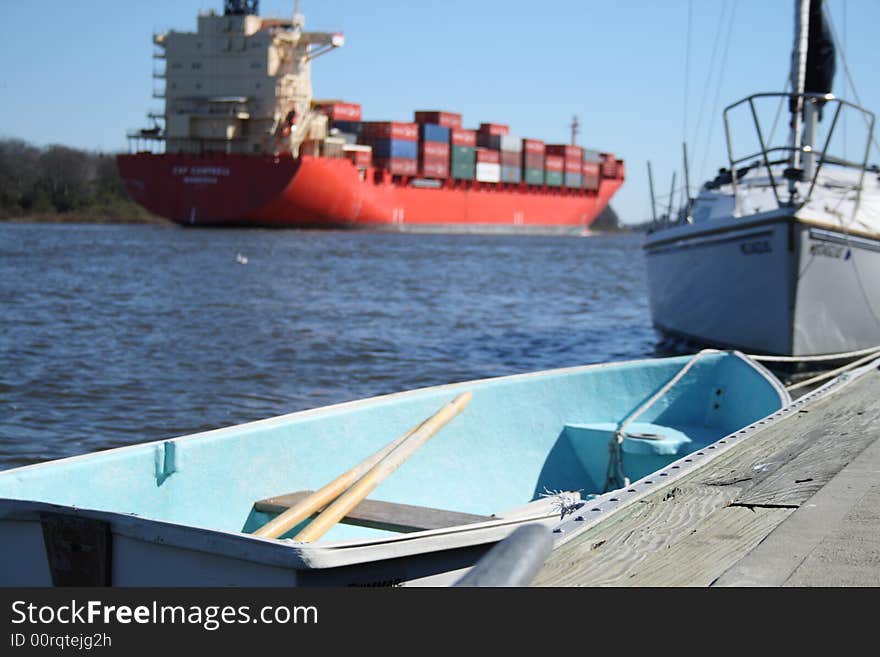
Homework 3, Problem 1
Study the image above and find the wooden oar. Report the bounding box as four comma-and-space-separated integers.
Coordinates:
293, 391, 472, 543
253, 419, 428, 539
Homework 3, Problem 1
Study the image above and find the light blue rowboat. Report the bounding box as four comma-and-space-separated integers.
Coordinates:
0, 350, 788, 587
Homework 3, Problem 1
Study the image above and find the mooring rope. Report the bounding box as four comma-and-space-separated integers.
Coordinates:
743, 344, 880, 393
746, 345, 880, 363
786, 349, 880, 392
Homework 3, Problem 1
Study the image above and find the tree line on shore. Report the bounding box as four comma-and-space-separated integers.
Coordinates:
0, 138, 162, 222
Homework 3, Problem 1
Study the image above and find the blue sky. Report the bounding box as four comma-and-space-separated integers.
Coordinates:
2, 0, 878, 223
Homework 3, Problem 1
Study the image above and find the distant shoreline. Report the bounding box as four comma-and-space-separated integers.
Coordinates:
1, 211, 171, 225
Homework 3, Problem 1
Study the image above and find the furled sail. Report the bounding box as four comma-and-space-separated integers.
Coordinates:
790, 0, 836, 119
804, 0, 836, 98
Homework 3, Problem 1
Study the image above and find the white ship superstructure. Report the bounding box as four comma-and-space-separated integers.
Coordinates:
142, 0, 342, 155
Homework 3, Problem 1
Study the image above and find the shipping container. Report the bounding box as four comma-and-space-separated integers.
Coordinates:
414, 111, 463, 129
500, 150, 520, 167
582, 161, 600, 177
546, 144, 584, 160
522, 139, 546, 155
479, 123, 509, 136
313, 101, 362, 122
343, 144, 372, 168
476, 133, 502, 150
545, 170, 564, 187
450, 160, 475, 180
475, 162, 501, 183
499, 135, 522, 152
564, 172, 583, 188
544, 154, 564, 172
419, 123, 451, 144
361, 121, 418, 141
501, 166, 521, 184
450, 128, 477, 147
476, 148, 501, 164
522, 152, 544, 170
523, 168, 544, 185
420, 159, 449, 179
419, 124, 450, 144
374, 158, 418, 176
582, 165, 600, 190
331, 120, 362, 136
367, 139, 418, 160
420, 141, 450, 159
583, 148, 602, 163
451, 145, 476, 166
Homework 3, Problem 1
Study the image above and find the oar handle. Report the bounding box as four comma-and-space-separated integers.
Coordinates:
293, 392, 472, 543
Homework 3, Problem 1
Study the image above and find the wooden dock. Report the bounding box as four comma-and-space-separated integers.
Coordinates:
533, 362, 880, 587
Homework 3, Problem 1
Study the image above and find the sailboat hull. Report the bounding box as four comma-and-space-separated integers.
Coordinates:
645, 213, 880, 356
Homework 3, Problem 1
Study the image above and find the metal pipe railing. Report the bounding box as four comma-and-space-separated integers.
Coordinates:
722, 92, 876, 215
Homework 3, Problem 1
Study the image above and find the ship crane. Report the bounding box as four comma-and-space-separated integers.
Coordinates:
272, 1, 345, 154
287, 0, 344, 61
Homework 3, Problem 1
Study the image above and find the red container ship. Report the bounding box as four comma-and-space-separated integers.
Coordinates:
118, 1, 625, 232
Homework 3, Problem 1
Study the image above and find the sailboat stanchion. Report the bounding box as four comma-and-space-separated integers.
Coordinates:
293, 392, 472, 543
647, 161, 658, 225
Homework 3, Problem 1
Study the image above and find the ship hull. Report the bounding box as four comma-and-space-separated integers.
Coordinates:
117, 153, 624, 233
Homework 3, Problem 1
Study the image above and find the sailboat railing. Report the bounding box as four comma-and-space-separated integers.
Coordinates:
722, 92, 876, 210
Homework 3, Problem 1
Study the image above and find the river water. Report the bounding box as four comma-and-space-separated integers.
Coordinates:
0, 223, 657, 471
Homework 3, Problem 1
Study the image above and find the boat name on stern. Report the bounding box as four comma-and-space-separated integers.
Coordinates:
740, 239, 773, 255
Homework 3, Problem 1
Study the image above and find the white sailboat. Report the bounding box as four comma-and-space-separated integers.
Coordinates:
644, 0, 880, 357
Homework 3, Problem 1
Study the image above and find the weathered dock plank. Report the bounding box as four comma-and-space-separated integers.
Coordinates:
785, 483, 880, 586
618, 506, 793, 586
733, 402, 880, 508
534, 366, 880, 587
714, 434, 880, 587
533, 484, 738, 586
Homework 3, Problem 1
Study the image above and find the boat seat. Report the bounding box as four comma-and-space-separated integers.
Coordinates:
254, 491, 493, 534
564, 421, 718, 457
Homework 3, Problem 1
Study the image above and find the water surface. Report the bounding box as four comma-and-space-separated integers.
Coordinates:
0, 224, 655, 470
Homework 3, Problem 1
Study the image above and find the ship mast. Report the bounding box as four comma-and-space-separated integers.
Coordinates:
570, 115, 580, 146
788, 0, 811, 199
293, 0, 303, 30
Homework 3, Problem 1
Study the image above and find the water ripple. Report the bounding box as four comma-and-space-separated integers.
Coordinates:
0, 224, 657, 470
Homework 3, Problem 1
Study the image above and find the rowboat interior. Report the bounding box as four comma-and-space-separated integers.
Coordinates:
0, 352, 788, 553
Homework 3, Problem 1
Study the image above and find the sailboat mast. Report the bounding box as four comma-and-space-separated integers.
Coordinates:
789, 0, 811, 197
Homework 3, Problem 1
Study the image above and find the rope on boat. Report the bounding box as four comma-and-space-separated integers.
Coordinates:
600, 345, 880, 491
603, 349, 716, 492
743, 345, 880, 392
786, 349, 880, 392
746, 345, 880, 363
538, 488, 584, 520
